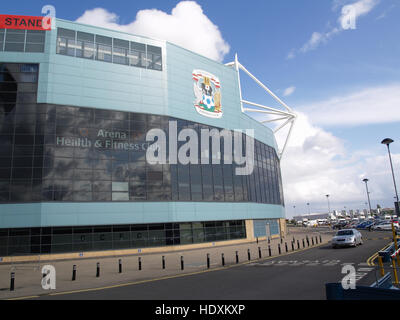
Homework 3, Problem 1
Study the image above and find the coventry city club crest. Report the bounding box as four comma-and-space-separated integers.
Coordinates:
193, 70, 223, 119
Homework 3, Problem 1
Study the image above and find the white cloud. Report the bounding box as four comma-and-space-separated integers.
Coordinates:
300, 84, 400, 127
283, 86, 296, 97
276, 112, 399, 217
289, 0, 379, 58
75, 1, 230, 62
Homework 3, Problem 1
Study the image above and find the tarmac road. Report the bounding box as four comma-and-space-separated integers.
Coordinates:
34, 230, 392, 300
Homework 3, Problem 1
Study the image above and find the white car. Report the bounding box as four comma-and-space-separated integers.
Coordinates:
371, 222, 399, 231
331, 229, 363, 248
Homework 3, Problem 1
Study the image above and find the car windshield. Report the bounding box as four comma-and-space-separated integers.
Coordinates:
337, 230, 353, 236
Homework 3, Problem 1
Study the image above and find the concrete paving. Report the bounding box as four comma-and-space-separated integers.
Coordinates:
0, 227, 334, 299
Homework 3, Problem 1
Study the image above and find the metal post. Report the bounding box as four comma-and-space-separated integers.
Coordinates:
247, 249, 251, 261
96, 262, 100, 278
10, 272, 15, 291
138, 257, 142, 271
181, 256, 184, 270
311, 237, 314, 246
72, 265, 76, 281
378, 256, 385, 277
222, 253, 225, 266
268, 245, 272, 257
297, 240, 300, 250
278, 243, 281, 255
303, 239, 305, 248
383, 141, 399, 213
119, 259, 122, 273
256, 237, 259, 244
236, 251, 239, 264
258, 247, 262, 259
285, 242, 288, 253
207, 253, 210, 269
319, 235, 322, 243
315, 236, 318, 245
268, 237, 270, 244
162, 256, 165, 270
392, 259, 399, 285
291, 241, 294, 251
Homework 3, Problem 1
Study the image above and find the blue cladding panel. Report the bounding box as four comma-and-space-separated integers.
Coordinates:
0, 202, 285, 228
0, 18, 285, 229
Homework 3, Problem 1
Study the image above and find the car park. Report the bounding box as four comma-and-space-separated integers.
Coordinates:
371, 221, 399, 231
331, 229, 363, 248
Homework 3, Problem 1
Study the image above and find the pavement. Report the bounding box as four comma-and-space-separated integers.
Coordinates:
27, 230, 394, 300
0, 227, 334, 299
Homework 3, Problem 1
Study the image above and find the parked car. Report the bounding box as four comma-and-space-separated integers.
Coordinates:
371, 222, 399, 231
331, 229, 363, 248
332, 222, 348, 230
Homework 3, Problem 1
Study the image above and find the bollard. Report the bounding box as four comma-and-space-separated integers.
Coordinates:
181, 256, 184, 270
96, 262, 100, 277
285, 242, 288, 253
311, 237, 314, 246
303, 239, 305, 248
72, 265, 77, 281
119, 259, 122, 273
378, 256, 385, 277
291, 241, 294, 251
280, 238, 283, 244
235, 251, 239, 264
256, 237, 259, 244
319, 235, 322, 243
297, 240, 300, 250
207, 253, 210, 269
268, 245, 272, 257
293, 236, 295, 243
162, 256, 166, 270
222, 253, 225, 266
247, 249, 251, 261
392, 259, 399, 285
307, 238, 310, 247
268, 237, 270, 244
278, 243, 281, 255
315, 236, 318, 245
10, 272, 15, 291
138, 257, 142, 271
258, 247, 262, 259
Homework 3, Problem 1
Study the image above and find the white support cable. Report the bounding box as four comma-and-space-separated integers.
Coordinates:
238, 62, 294, 114
279, 118, 296, 159
242, 100, 294, 117
243, 108, 288, 117
226, 55, 297, 158
273, 118, 293, 134
261, 116, 290, 124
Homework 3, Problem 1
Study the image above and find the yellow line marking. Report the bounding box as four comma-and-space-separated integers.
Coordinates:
6, 295, 40, 300
8, 241, 328, 300
367, 243, 392, 266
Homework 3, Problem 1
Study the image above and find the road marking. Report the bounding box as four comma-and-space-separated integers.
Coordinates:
5, 240, 329, 300
367, 243, 393, 266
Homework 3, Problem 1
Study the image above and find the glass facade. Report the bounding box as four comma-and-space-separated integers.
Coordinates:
56, 27, 162, 71
0, 29, 46, 53
0, 220, 246, 255
0, 62, 284, 205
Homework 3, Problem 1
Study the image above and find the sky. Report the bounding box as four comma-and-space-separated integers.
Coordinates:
2, 0, 400, 218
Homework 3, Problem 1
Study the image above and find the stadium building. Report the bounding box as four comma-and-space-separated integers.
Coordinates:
0, 16, 296, 259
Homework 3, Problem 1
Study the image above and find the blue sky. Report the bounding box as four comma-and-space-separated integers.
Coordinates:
2, 0, 400, 217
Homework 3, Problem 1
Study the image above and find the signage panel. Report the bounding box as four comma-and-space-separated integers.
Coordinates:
0, 15, 51, 30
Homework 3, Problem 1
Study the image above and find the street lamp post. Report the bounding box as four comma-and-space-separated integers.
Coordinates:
363, 178, 372, 216
381, 138, 400, 215
326, 194, 331, 214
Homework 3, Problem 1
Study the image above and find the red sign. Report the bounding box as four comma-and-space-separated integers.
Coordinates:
0, 15, 51, 30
